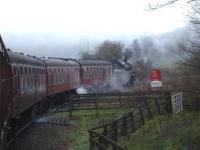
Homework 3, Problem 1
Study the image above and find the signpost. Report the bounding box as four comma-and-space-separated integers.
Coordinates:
150, 69, 162, 89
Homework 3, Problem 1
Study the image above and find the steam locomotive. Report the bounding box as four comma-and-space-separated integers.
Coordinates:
0, 36, 113, 147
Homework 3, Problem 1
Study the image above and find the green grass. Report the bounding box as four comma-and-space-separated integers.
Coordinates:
119, 111, 200, 150
57, 108, 129, 150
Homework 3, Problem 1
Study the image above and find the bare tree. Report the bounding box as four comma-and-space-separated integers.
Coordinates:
95, 40, 124, 60
79, 40, 124, 60
149, 0, 200, 72
148, 0, 182, 10
79, 51, 94, 59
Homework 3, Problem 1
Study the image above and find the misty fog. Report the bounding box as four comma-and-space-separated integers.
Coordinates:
0, 0, 190, 68
2, 27, 190, 65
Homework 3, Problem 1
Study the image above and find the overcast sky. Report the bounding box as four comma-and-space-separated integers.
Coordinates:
0, 0, 189, 58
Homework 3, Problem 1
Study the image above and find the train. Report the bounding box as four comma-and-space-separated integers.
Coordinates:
0, 35, 113, 147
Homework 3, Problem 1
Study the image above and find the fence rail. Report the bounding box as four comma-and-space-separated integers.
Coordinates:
54, 91, 171, 114
88, 91, 172, 150
88, 90, 200, 150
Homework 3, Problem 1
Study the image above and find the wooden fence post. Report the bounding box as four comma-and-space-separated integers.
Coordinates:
103, 125, 108, 148
89, 131, 94, 150
123, 115, 129, 139
144, 99, 153, 118
113, 120, 118, 142
130, 112, 135, 133
95, 94, 99, 117
154, 98, 161, 115
78, 94, 80, 105
195, 98, 200, 110
69, 101, 73, 118
111, 120, 118, 150
119, 95, 122, 107
139, 107, 145, 126
166, 92, 172, 114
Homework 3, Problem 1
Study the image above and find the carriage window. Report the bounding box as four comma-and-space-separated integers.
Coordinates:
39, 75, 42, 88
20, 67, 23, 74
23, 76, 27, 93
29, 68, 31, 74
61, 73, 64, 82
25, 67, 27, 74
89, 71, 91, 77
43, 75, 45, 86
27, 76, 30, 91
20, 75, 24, 94
13, 67, 17, 75
82, 71, 84, 77
42, 75, 45, 86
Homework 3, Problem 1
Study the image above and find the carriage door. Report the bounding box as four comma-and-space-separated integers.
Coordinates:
0, 39, 13, 144
12, 66, 20, 96
102, 68, 106, 81
0, 51, 4, 129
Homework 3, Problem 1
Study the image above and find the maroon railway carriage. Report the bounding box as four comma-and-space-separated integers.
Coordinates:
0, 36, 13, 145
44, 58, 80, 96
78, 60, 112, 85
0, 35, 114, 147
6, 51, 46, 119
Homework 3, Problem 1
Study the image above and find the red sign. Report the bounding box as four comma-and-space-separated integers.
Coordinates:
150, 69, 161, 81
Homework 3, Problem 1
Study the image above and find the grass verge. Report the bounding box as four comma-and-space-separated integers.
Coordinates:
57, 108, 129, 150
119, 111, 200, 150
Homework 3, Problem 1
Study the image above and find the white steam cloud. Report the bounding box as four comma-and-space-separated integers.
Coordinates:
76, 86, 87, 94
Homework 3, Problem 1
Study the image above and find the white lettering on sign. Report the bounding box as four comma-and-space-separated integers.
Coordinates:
151, 81, 162, 88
